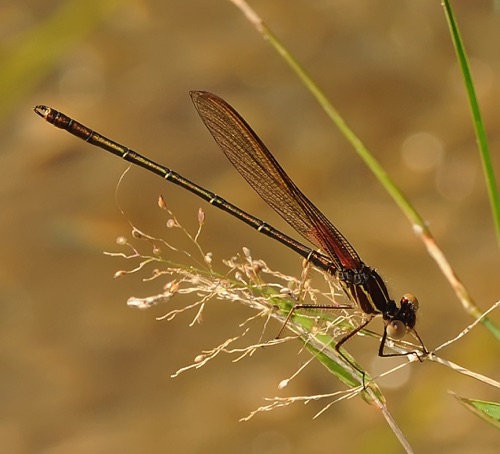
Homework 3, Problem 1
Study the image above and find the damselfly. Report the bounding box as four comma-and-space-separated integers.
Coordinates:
34, 91, 427, 375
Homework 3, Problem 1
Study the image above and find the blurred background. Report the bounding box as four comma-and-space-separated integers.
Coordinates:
1, 1, 499, 452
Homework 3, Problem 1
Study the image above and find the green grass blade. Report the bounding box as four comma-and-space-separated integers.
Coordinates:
451, 392, 500, 429
442, 0, 500, 248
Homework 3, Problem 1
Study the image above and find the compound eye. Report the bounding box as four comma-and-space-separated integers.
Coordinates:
386, 320, 406, 339
402, 293, 419, 311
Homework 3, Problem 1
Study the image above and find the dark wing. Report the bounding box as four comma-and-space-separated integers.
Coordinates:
190, 90, 362, 270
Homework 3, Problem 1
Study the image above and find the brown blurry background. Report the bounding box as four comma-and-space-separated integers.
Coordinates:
1, 1, 499, 453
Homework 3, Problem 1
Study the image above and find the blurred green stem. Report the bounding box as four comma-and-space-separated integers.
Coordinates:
0, 0, 121, 122
229, 0, 499, 338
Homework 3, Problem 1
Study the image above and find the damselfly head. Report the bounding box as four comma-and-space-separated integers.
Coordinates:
385, 293, 420, 339
402, 293, 419, 311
